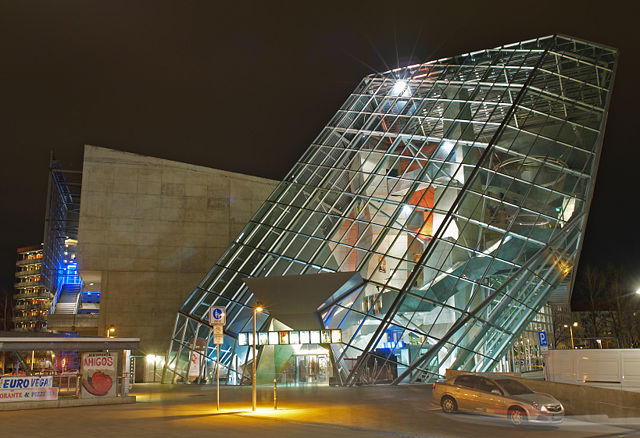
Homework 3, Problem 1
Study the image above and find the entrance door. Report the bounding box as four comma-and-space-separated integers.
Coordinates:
295, 354, 329, 384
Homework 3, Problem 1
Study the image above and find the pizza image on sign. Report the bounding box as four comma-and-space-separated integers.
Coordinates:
81, 352, 117, 398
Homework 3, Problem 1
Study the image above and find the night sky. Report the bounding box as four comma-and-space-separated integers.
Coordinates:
1, 1, 637, 302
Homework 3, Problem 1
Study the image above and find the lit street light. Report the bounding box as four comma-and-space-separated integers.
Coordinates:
252, 302, 264, 411
106, 325, 116, 338
563, 322, 578, 349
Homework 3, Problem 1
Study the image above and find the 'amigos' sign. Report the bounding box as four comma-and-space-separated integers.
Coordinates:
81, 352, 117, 398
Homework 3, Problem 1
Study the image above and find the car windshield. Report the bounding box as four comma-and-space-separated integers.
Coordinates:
495, 379, 533, 395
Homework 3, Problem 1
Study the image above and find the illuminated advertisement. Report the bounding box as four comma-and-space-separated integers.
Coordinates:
81, 352, 117, 398
237, 329, 342, 346
0, 376, 58, 403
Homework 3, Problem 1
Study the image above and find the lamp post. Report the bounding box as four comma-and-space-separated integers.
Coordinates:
252, 302, 264, 411
563, 322, 578, 349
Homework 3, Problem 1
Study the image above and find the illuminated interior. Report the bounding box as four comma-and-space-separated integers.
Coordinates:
165, 35, 617, 385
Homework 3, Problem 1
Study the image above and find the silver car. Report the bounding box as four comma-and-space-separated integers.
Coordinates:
432, 374, 564, 426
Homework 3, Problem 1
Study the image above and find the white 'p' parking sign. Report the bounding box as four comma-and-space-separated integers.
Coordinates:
538, 330, 548, 352
210, 306, 226, 326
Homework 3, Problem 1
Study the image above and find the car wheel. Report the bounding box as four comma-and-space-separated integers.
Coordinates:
441, 396, 457, 414
508, 406, 527, 426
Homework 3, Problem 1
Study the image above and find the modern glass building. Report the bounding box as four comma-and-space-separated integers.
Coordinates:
165, 35, 617, 385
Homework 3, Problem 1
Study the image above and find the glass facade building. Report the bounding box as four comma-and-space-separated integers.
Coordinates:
165, 35, 617, 385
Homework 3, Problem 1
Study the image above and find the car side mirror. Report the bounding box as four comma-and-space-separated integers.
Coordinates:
491, 389, 501, 395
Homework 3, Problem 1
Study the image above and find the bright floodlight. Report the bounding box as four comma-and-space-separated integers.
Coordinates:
635, 288, 640, 295
391, 80, 407, 96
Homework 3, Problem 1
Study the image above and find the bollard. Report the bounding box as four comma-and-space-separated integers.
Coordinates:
273, 379, 277, 410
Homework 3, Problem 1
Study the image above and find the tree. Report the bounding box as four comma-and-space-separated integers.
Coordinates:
582, 265, 605, 345
603, 265, 639, 348
0, 287, 13, 331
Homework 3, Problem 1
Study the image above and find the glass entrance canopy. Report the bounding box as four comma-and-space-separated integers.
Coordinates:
165, 35, 617, 385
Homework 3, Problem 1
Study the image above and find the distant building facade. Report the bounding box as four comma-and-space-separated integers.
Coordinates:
13, 245, 51, 331
48, 145, 278, 381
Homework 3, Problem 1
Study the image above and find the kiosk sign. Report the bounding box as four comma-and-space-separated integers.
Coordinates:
81, 352, 117, 398
0, 376, 58, 402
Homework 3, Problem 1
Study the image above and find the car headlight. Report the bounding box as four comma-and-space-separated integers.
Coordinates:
531, 402, 540, 410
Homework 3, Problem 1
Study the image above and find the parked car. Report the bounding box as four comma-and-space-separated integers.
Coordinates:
432, 373, 564, 426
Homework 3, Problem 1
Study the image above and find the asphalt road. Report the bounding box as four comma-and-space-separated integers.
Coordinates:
1, 384, 639, 437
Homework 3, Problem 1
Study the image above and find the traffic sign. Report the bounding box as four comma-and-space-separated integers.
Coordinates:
538, 330, 549, 352
213, 334, 224, 345
213, 325, 223, 335
210, 306, 226, 325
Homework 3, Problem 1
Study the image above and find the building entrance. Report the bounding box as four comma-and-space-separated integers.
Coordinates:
295, 354, 329, 384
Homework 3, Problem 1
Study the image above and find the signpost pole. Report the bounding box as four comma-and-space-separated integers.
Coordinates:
209, 306, 226, 412
216, 345, 220, 411
252, 307, 257, 411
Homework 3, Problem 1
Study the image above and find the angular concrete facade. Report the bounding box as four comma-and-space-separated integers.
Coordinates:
76, 145, 278, 379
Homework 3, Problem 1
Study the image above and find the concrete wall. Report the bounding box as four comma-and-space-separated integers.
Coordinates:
77, 145, 279, 362
546, 348, 640, 392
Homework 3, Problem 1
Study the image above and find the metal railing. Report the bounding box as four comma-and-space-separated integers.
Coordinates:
15, 269, 42, 278
15, 258, 43, 267
14, 280, 43, 289
35, 373, 131, 399
14, 304, 50, 312
52, 372, 81, 397
12, 314, 47, 323
13, 291, 52, 300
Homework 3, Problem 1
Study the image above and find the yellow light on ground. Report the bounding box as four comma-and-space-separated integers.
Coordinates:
239, 407, 301, 417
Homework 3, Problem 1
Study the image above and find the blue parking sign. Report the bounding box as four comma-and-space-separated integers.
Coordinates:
538, 331, 548, 351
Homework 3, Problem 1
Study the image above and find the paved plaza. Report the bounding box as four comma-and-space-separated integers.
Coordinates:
1, 384, 640, 437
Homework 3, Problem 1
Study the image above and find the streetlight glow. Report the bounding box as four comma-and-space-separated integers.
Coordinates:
252, 302, 265, 411
565, 322, 578, 348
635, 288, 640, 295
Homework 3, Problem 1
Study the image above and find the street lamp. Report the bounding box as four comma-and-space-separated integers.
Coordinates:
106, 325, 116, 338
563, 322, 578, 349
635, 288, 640, 295
252, 302, 264, 411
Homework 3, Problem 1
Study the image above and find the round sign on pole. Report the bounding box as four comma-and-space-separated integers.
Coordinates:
210, 306, 226, 325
